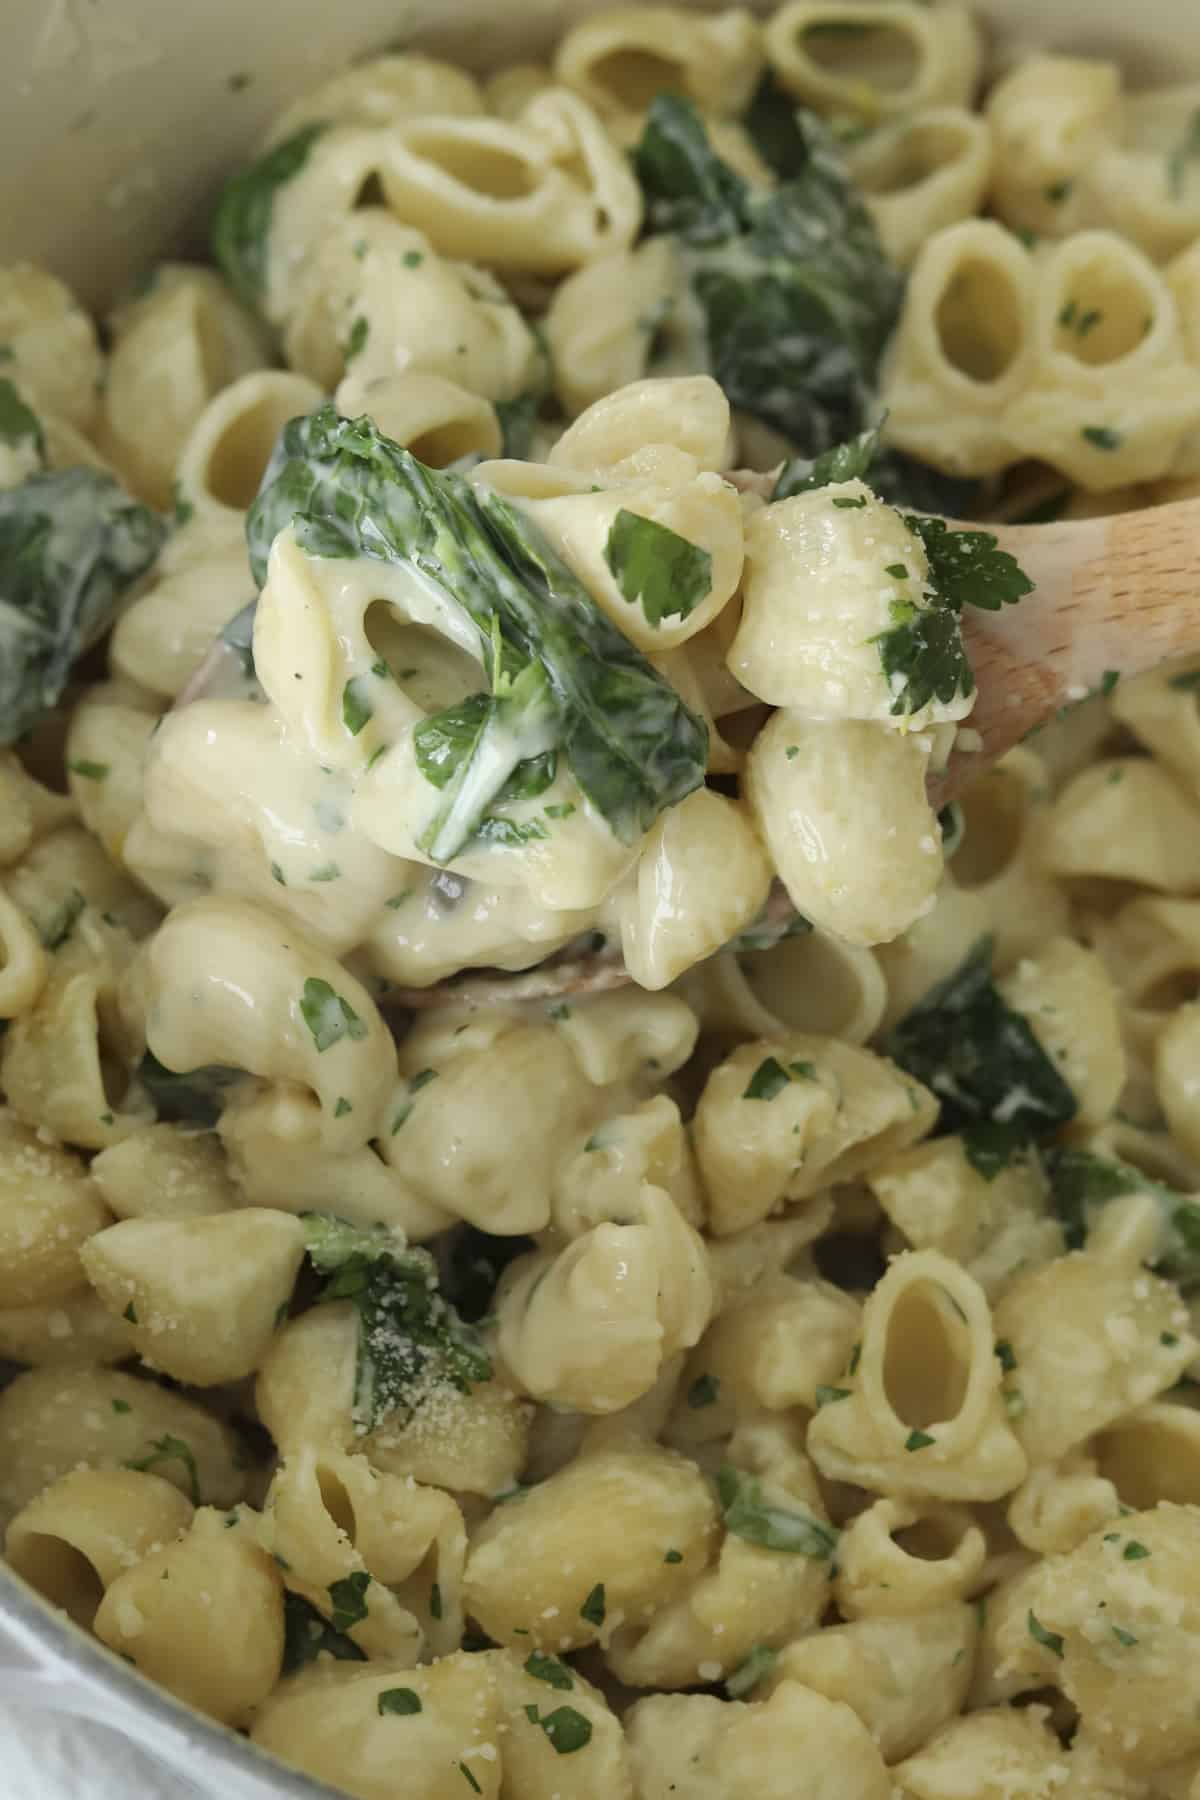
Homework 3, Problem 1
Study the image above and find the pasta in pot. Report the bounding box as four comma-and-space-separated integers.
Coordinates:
7, 8, 1200, 1792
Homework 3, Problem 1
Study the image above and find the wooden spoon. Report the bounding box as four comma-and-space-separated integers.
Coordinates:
937, 496, 1200, 804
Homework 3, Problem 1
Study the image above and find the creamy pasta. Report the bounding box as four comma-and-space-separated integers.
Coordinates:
4, 6, 1200, 1798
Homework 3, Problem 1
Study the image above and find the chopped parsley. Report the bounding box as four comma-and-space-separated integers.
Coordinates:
459, 1764, 482, 1793
333, 1097, 353, 1118
123, 1434, 201, 1506
342, 678, 373, 737
377, 1687, 422, 1715
403, 250, 424, 268
111, 1398, 131, 1414
1081, 426, 1122, 451
664, 1549, 683, 1564
814, 1385, 851, 1407
344, 315, 369, 362
1111, 1625, 1138, 1648
687, 1373, 721, 1409
303, 1214, 491, 1433
430, 1582, 443, 1620
122, 1302, 138, 1323
299, 978, 368, 1053
524, 1652, 573, 1690
995, 1340, 1018, 1374
580, 1583, 606, 1627
885, 562, 909, 579
39, 888, 86, 951
281, 1592, 366, 1673
327, 1571, 371, 1633
603, 509, 713, 629
309, 862, 341, 883
390, 1066, 439, 1133
1027, 1610, 1064, 1658
1044, 179, 1073, 203
905, 1429, 935, 1452
743, 1056, 819, 1101
716, 1466, 838, 1558
67, 759, 109, 781
525, 1705, 593, 1755
1123, 1541, 1150, 1561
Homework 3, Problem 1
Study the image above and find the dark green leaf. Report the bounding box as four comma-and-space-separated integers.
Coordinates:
344, 315, 369, 362
603, 509, 712, 629
281, 1591, 366, 1673
1124, 1540, 1150, 1561
905, 1428, 935, 1451
459, 1765, 482, 1794
0, 466, 165, 745
1027, 1610, 1064, 1658
814, 1385, 851, 1407
873, 598, 974, 718
1081, 426, 1122, 451
342, 678, 372, 736
1045, 1148, 1200, 1288
299, 977, 367, 1053
211, 122, 328, 314
742, 76, 809, 178
772, 424, 883, 499
632, 93, 750, 243
725, 1643, 778, 1699
327, 1570, 371, 1633
123, 1434, 201, 1505
903, 515, 1035, 614
303, 1213, 491, 1434
633, 95, 901, 456
716, 1465, 838, 1557
377, 1687, 422, 1715
0, 378, 44, 460
742, 1055, 816, 1101
995, 1340, 1018, 1374
531, 1706, 593, 1756
136, 1050, 243, 1127
524, 1652, 573, 1690
887, 939, 1077, 1136
247, 407, 707, 859
494, 391, 542, 460
67, 758, 109, 781
961, 1121, 1032, 1182
580, 1583, 606, 1627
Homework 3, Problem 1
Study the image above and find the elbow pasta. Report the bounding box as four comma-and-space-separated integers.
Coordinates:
9, 12, 1200, 1794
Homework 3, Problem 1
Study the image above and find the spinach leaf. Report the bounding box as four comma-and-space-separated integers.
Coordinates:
634, 94, 901, 457
136, 1051, 244, 1128
303, 1213, 492, 1433
494, 391, 542, 460
1046, 1148, 1200, 1288
211, 122, 328, 316
741, 76, 810, 179
281, 1591, 366, 1674
716, 1465, 838, 1558
0, 467, 165, 745
887, 939, 1078, 1137
248, 406, 708, 861
603, 509, 713, 628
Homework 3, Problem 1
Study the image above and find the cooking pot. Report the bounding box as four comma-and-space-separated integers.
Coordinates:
0, 1, 1195, 1793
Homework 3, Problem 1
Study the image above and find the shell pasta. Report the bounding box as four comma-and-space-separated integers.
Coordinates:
5, 7, 1200, 1799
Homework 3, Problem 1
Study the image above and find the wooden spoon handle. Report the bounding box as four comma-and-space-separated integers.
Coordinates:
937, 495, 1200, 802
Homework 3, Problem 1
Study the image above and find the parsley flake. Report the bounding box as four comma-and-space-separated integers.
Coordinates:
580, 1583, 606, 1627
716, 1466, 838, 1557
123, 1434, 200, 1505
1123, 1541, 1150, 1561
390, 1066, 439, 1132
328, 1571, 371, 1633
814, 1385, 851, 1407
1082, 426, 1122, 451
726, 1643, 777, 1699
1027, 1610, 1064, 1657
603, 509, 713, 629
300, 978, 368, 1053
67, 758, 109, 781
377, 1687, 422, 1715
905, 1428, 935, 1451
524, 1651, 573, 1690
342, 678, 372, 736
